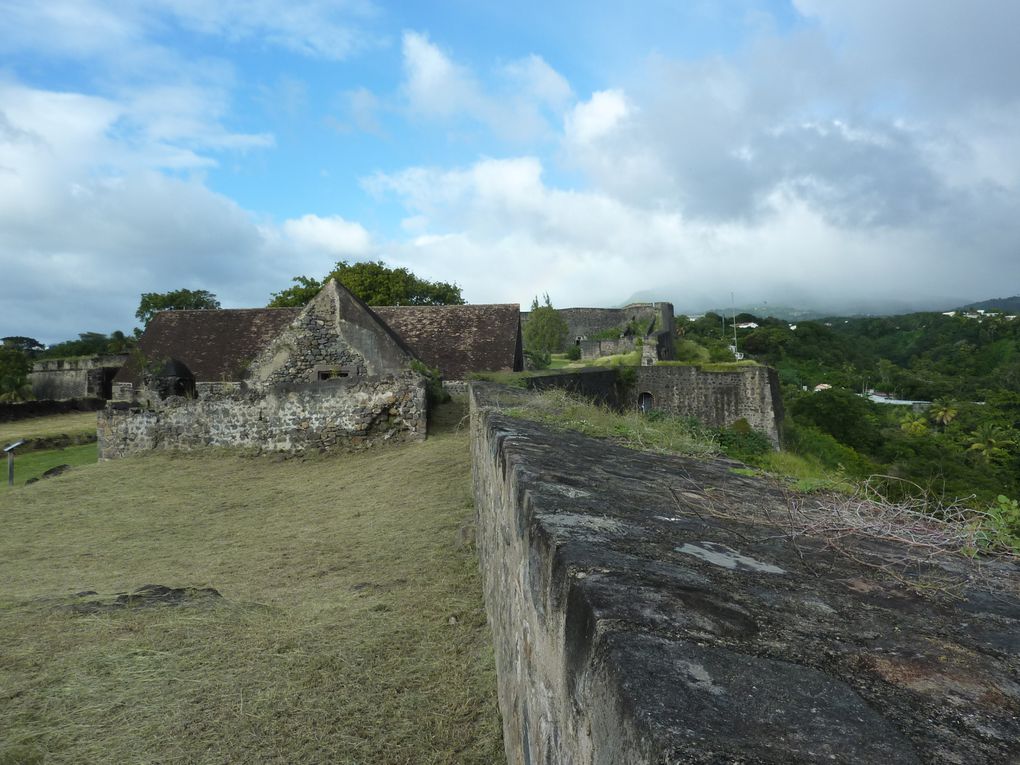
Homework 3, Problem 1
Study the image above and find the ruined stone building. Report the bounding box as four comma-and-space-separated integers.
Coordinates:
99, 281, 523, 458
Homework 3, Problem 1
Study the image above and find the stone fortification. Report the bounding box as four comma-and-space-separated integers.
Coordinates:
0, 397, 105, 423
521, 366, 782, 444
522, 302, 675, 343
470, 382, 1020, 764
30, 355, 127, 400
633, 365, 783, 445
98, 374, 425, 459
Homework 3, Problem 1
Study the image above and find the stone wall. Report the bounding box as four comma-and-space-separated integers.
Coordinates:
30, 355, 127, 400
524, 369, 623, 407
522, 303, 674, 343
470, 382, 1020, 764
98, 374, 426, 459
633, 365, 782, 445
578, 336, 636, 360
0, 397, 105, 423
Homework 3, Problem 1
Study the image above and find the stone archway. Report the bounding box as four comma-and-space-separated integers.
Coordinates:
638, 391, 654, 414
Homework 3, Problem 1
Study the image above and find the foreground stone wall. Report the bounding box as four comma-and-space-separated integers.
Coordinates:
30, 355, 127, 400
470, 383, 1020, 764
633, 365, 782, 445
98, 374, 426, 459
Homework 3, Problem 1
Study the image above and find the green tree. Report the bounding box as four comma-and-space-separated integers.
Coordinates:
269, 261, 464, 307
523, 294, 568, 354
136, 289, 221, 328
929, 398, 958, 431
0, 346, 33, 402
968, 424, 1013, 465
2, 336, 44, 354
790, 387, 881, 452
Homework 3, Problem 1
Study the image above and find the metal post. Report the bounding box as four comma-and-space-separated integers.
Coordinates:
6, 451, 12, 487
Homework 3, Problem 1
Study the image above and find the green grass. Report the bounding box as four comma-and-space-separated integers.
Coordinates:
506, 388, 719, 458
1, 443, 98, 489
0, 399, 504, 765
655, 360, 759, 371
0, 412, 97, 446
587, 350, 641, 367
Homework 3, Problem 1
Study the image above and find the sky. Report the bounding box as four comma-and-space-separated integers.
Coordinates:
2, 0, 1019, 343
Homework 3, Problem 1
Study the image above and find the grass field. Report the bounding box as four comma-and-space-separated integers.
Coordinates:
0, 443, 98, 489
0, 399, 505, 765
0, 412, 98, 445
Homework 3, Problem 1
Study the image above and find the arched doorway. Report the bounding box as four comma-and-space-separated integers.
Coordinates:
638, 391, 654, 414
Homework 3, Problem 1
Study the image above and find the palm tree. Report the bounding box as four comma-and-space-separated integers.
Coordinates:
968, 424, 1013, 464
929, 398, 958, 432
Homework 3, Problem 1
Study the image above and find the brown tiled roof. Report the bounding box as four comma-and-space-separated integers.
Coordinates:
113, 308, 300, 384
373, 304, 523, 380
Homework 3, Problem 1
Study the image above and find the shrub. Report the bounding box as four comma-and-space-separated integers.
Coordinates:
566, 345, 581, 361
410, 360, 450, 406
524, 350, 551, 370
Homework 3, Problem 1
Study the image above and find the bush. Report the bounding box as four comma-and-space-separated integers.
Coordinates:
409, 360, 450, 406
566, 345, 581, 361
524, 350, 551, 370
715, 419, 773, 463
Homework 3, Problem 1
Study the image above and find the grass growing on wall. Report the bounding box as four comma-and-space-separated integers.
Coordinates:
505, 388, 719, 459
0, 399, 505, 765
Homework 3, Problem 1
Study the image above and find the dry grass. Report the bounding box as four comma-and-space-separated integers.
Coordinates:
0, 412, 97, 445
0, 399, 504, 765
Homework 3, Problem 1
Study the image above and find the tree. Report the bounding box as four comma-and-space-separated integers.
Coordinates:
2, 336, 44, 354
523, 294, 568, 354
929, 398, 958, 432
136, 289, 221, 328
968, 424, 1013, 465
0, 346, 33, 402
269, 261, 464, 308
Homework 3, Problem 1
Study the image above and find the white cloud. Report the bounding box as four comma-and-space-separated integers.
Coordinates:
399, 30, 572, 143
565, 89, 629, 145
282, 214, 373, 257
371, 154, 1019, 313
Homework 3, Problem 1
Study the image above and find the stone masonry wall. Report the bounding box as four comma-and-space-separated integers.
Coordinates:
30, 355, 127, 400
98, 374, 426, 459
578, 336, 636, 360
470, 382, 1020, 764
522, 303, 674, 343
633, 365, 782, 445
250, 294, 369, 387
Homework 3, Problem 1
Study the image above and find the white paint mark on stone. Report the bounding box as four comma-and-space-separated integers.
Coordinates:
677, 661, 725, 696
676, 541, 786, 574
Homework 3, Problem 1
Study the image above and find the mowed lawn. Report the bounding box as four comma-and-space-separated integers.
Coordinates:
0, 400, 505, 765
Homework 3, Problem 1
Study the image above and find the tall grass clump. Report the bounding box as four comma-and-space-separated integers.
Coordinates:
506, 388, 719, 458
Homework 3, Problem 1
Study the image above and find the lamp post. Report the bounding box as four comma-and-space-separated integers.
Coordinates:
4, 440, 25, 487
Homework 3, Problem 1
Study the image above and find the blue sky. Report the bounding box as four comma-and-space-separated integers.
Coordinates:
2, 1, 1020, 343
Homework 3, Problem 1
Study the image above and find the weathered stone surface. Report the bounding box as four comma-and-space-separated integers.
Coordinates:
98, 374, 427, 459
470, 383, 1020, 764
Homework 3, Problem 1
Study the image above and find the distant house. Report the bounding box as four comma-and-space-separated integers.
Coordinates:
813, 383, 832, 392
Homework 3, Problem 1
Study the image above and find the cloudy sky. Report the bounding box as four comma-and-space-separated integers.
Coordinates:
2, 1, 1019, 343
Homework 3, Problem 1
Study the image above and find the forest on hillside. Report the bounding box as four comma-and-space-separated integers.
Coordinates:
679, 310, 1020, 506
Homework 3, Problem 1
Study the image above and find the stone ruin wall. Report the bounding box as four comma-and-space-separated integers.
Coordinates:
469, 382, 1020, 764
522, 303, 675, 344
632, 365, 782, 445
98, 374, 426, 459
30, 355, 127, 400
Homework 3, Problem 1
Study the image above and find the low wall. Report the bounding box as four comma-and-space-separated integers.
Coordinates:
634, 365, 782, 445
578, 336, 636, 360
469, 383, 1020, 764
30, 355, 127, 400
523, 369, 623, 407
0, 397, 105, 423
98, 374, 426, 459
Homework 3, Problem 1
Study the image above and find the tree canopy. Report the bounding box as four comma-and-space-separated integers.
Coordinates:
269, 261, 464, 308
0, 346, 32, 402
2, 336, 44, 354
523, 294, 568, 355
136, 289, 221, 328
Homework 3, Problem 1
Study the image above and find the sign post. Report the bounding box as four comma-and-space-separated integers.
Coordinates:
3, 440, 25, 487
